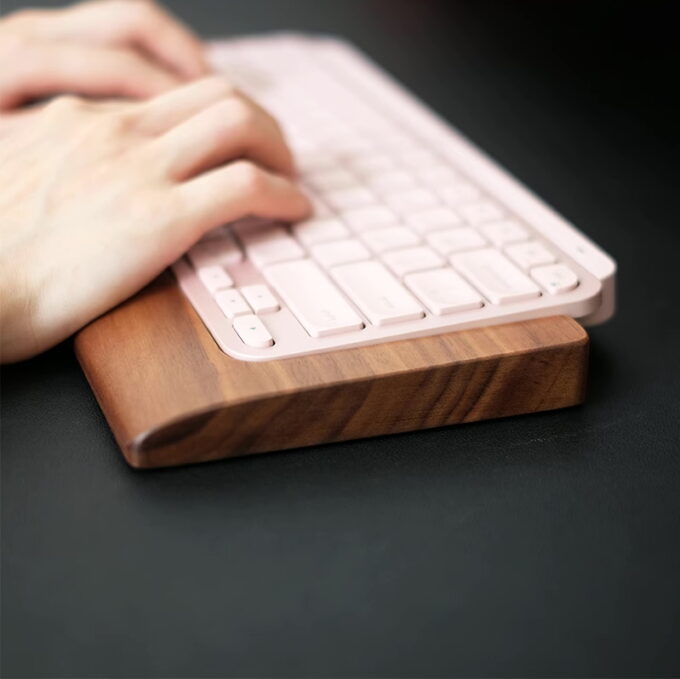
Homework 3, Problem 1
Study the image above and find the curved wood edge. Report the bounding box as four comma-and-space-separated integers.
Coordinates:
75, 273, 589, 468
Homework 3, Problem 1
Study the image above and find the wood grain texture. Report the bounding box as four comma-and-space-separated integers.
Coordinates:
74, 272, 589, 468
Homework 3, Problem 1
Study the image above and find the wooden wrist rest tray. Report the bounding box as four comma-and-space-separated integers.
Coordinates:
75, 273, 589, 468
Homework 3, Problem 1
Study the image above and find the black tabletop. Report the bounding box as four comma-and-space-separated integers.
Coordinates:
2, 1, 679, 677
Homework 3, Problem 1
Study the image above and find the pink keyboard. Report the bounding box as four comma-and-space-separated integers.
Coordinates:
173, 34, 616, 361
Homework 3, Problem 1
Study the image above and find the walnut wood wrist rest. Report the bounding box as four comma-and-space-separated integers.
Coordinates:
74, 272, 589, 469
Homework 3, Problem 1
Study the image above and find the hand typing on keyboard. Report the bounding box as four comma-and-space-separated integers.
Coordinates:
172, 36, 613, 360
0, 4, 311, 363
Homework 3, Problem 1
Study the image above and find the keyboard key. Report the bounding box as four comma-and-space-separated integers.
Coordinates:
311, 125, 355, 145
342, 205, 399, 231
480, 219, 529, 246
245, 236, 305, 269
332, 261, 425, 326
416, 164, 460, 186
361, 226, 420, 254
306, 167, 357, 192
197, 265, 233, 294
334, 137, 376, 156
426, 227, 486, 255
310, 239, 371, 268
287, 137, 317, 155
406, 207, 462, 234
382, 246, 445, 276
324, 186, 376, 210
306, 193, 333, 218
366, 170, 417, 194
530, 263, 579, 294
438, 182, 481, 206
293, 217, 349, 246
240, 284, 280, 313
380, 134, 421, 152
215, 289, 251, 318
347, 153, 397, 176
384, 188, 440, 213
451, 249, 541, 304
297, 151, 336, 174
230, 218, 271, 239
313, 125, 355, 143
264, 259, 364, 337
312, 121, 360, 139
230, 215, 270, 232
198, 225, 230, 242
405, 268, 484, 314
232, 314, 274, 348
505, 240, 555, 269
187, 234, 242, 268
458, 201, 505, 225
357, 120, 401, 140
399, 149, 437, 168
236, 224, 305, 269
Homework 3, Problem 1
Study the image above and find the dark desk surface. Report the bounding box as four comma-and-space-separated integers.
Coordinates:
2, 1, 679, 676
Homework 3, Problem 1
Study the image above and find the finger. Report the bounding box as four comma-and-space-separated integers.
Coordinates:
155, 94, 295, 180
57, 0, 209, 79
176, 160, 311, 238
134, 75, 236, 133
0, 40, 181, 109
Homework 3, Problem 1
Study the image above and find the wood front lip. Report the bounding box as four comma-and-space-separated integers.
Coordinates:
74, 273, 589, 469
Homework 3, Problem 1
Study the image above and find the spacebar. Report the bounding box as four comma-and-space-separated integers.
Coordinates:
264, 259, 364, 338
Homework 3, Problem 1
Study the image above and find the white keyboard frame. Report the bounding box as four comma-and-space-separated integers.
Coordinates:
173, 34, 616, 362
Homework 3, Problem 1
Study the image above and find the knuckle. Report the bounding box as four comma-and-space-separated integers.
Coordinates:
116, 49, 141, 70
45, 95, 85, 116
227, 97, 258, 132
102, 108, 137, 136
233, 161, 267, 194
2, 8, 41, 27
100, 0, 157, 30
127, 0, 159, 26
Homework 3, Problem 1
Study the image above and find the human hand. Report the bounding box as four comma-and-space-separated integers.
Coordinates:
0, 0, 209, 109
0, 77, 311, 362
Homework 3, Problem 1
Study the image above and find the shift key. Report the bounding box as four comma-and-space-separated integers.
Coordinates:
264, 259, 364, 337
332, 261, 425, 325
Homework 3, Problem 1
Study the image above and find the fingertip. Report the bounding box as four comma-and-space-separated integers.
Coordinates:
281, 150, 297, 179
155, 15, 211, 80
272, 129, 297, 179
192, 46, 212, 77
296, 190, 314, 220
176, 160, 313, 233
272, 174, 313, 220
121, 1, 212, 81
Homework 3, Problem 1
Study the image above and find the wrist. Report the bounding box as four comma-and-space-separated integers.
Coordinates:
0, 250, 40, 363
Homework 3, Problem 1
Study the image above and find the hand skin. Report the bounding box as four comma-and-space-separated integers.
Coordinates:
0, 0, 210, 108
0, 78, 311, 362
